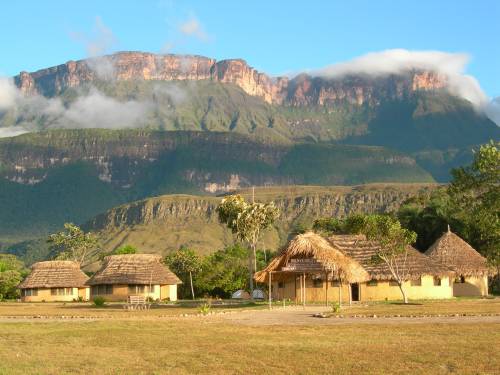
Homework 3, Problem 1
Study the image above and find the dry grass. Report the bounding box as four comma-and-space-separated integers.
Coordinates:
0, 298, 498, 319
0, 301, 264, 318
334, 298, 500, 317
0, 319, 498, 374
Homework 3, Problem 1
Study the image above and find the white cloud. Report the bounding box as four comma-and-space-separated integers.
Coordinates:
70, 16, 118, 79
179, 16, 209, 42
0, 126, 30, 138
0, 77, 20, 111
62, 89, 150, 129
309, 49, 489, 108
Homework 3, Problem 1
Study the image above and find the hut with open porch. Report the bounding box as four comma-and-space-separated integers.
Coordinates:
425, 228, 490, 296
254, 232, 370, 305
86, 254, 181, 302
18, 261, 90, 302
256, 232, 455, 304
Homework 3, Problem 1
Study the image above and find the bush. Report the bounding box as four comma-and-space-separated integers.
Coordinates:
93, 296, 106, 307
199, 302, 211, 315
331, 302, 341, 313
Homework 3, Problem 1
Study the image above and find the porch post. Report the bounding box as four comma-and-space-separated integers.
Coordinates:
268, 271, 272, 310
348, 283, 352, 306
325, 270, 329, 307
303, 272, 306, 309
339, 280, 342, 307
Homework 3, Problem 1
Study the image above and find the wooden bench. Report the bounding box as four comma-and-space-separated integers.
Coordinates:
125, 295, 150, 310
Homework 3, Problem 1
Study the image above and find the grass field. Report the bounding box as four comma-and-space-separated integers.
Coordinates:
0, 299, 499, 374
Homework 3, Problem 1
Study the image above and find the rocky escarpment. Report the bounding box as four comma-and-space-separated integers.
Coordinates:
85, 184, 438, 255
14, 51, 448, 106
0, 129, 431, 189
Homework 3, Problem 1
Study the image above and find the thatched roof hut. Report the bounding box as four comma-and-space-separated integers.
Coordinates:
330, 234, 454, 280
86, 254, 181, 286
425, 229, 490, 277
19, 261, 89, 289
255, 232, 370, 283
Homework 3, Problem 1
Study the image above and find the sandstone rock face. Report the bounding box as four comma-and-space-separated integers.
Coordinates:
85, 184, 436, 254
14, 51, 449, 106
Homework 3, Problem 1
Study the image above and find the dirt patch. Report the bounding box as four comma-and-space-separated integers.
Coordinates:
213, 306, 500, 326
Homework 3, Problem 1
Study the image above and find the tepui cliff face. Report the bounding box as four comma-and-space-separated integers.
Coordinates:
14, 51, 448, 106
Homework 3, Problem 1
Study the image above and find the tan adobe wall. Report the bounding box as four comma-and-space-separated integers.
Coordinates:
90, 284, 173, 301
21, 287, 83, 302
270, 275, 453, 303
453, 276, 488, 297
271, 276, 352, 304
361, 275, 452, 301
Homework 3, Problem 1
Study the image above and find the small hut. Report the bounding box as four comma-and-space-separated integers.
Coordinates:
426, 228, 490, 296
18, 261, 89, 302
330, 234, 455, 301
86, 254, 181, 302
255, 232, 370, 305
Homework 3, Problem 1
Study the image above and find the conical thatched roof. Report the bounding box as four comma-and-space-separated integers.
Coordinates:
330, 234, 454, 280
86, 254, 181, 286
425, 229, 490, 277
255, 232, 370, 283
19, 261, 89, 289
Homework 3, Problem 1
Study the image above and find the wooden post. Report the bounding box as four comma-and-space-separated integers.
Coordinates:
339, 281, 342, 307
325, 271, 328, 307
268, 271, 272, 310
299, 275, 303, 305
348, 284, 352, 306
303, 272, 306, 309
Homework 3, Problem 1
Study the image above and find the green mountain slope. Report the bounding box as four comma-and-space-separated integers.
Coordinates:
6, 184, 438, 265
0, 129, 433, 244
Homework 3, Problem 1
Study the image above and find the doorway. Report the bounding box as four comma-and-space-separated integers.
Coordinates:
351, 283, 360, 302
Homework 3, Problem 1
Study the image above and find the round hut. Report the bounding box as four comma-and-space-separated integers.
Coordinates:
426, 228, 490, 296
86, 254, 182, 302
18, 261, 89, 302
255, 232, 370, 305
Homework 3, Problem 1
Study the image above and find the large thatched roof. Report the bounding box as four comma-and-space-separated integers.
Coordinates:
330, 234, 454, 281
19, 261, 89, 289
86, 254, 181, 286
255, 232, 370, 283
425, 229, 490, 277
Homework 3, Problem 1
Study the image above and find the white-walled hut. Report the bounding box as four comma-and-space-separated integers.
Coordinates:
86, 254, 181, 302
18, 261, 90, 302
426, 228, 490, 296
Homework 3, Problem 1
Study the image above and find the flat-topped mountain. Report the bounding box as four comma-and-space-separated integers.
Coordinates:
15, 51, 447, 106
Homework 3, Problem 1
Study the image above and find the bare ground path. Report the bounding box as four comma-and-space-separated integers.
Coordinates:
212, 305, 500, 326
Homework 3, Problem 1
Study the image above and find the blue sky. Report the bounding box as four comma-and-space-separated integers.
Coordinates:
1, 0, 499, 96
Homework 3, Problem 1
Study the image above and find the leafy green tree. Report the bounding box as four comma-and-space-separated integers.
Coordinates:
195, 245, 249, 298
313, 213, 367, 235
397, 189, 457, 251
217, 195, 279, 292
113, 245, 138, 255
165, 248, 202, 299
361, 215, 417, 304
0, 254, 27, 300
448, 140, 500, 283
48, 223, 99, 266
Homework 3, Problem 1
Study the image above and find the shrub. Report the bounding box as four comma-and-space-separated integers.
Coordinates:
331, 302, 341, 313
93, 296, 106, 307
199, 302, 211, 315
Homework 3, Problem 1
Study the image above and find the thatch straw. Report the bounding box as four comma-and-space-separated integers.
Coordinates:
330, 234, 454, 281
425, 229, 490, 277
255, 232, 370, 283
19, 261, 89, 289
86, 254, 181, 286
